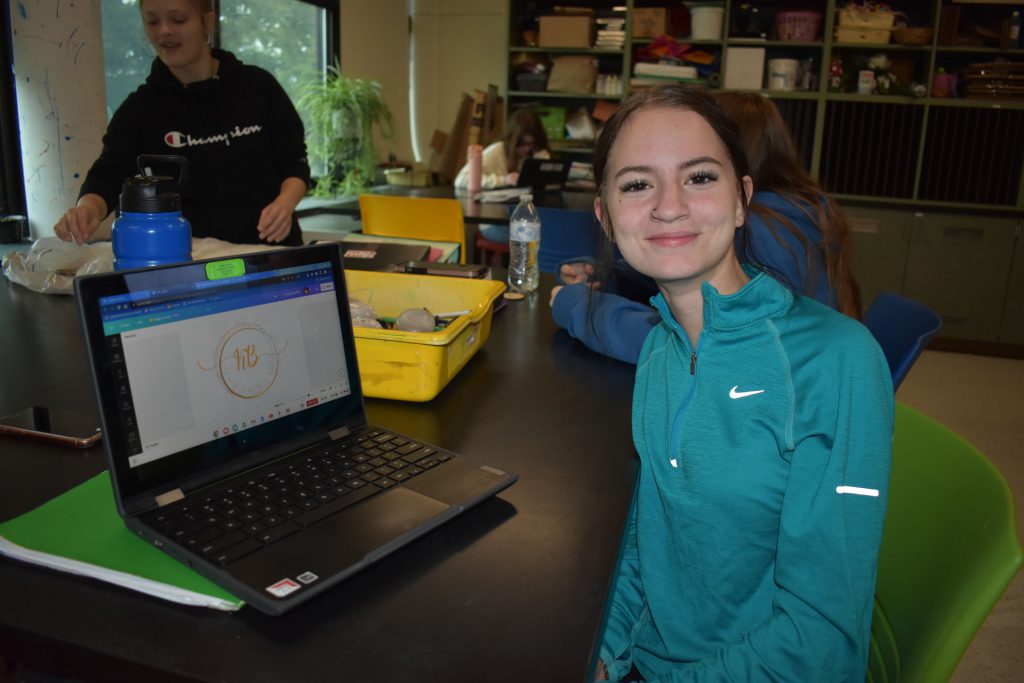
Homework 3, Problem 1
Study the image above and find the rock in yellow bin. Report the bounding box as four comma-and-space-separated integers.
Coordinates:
344, 270, 506, 401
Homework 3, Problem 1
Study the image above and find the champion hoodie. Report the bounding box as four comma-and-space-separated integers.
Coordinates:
80, 49, 311, 246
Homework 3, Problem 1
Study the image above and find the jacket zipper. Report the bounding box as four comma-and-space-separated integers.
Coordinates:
669, 336, 703, 463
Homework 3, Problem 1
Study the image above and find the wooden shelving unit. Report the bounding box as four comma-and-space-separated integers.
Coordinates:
506, 0, 1024, 347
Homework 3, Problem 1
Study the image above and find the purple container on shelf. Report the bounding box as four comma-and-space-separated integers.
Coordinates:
112, 154, 192, 271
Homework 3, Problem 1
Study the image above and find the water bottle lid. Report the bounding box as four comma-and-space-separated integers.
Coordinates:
120, 175, 182, 213
521, 193, 533, 202
119, 154, 188, 213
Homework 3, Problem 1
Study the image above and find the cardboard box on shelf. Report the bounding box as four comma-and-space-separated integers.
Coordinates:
539, 15, 594, 48
723, 47, 766, 90
633, 8, 668, 38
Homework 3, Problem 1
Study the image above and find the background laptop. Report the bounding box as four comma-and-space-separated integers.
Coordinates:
474, 157, 571, 203
75, 244, 517, 615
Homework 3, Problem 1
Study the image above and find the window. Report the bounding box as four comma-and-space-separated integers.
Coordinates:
218, 0, 335, 107
100, 0, 338, 117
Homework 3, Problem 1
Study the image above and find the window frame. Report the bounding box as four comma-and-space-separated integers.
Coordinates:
1, 2, 25, 216
210, 0, 340, 74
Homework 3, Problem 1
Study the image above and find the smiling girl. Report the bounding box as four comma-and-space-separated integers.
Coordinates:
55, 0, 310, 246
594, 85, 894, 682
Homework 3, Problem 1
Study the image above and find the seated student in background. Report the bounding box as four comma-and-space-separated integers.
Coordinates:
589, 82, 893, 682
454, 109, 551, 243
54, 0, 310, 247
549, 91, 860, 364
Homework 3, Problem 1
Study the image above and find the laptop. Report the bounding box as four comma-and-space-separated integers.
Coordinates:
474, 157, 572, 203
75, 244, 517, 615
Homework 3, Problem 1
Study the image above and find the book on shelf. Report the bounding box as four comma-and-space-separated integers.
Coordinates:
0, 471, 244, 611
630, 76, 708, 88
634, 62, 699, 79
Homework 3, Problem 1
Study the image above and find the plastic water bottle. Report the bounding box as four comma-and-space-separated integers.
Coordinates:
508, 194, 540, 294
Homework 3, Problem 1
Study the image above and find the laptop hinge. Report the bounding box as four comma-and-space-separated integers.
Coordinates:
329, 426, 351, 441
155, 488, 185, 508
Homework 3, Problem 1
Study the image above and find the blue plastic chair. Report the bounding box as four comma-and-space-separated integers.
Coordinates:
862, 292, 943, 391
533, 206, 603, 274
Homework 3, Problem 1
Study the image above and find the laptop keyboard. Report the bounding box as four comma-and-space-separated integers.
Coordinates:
143, 429, 452, 566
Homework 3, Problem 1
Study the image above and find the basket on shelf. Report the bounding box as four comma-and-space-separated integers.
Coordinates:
835, 27, 891, 44
838, 5, 896, 30
776, 11, 823, 41
892, 27, 934, 46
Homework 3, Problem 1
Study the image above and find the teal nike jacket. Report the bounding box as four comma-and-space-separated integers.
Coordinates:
600, 268, 894, 682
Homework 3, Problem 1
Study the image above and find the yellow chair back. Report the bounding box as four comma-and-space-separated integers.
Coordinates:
357, 195, 467, 264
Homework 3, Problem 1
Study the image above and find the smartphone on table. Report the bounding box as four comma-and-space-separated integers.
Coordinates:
0, 406, 102, 448
402, 261, 489, 278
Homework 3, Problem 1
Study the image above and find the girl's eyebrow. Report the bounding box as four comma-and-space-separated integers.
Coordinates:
613, 156, 723, 180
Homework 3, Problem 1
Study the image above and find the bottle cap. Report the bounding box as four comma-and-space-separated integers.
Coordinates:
522, 193, 533, 202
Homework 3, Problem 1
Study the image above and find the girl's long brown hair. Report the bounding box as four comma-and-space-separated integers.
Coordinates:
713, 91, 861, 318
503, 109, 550, 173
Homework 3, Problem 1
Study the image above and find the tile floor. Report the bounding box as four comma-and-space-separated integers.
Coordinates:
897, 350, 1024, 682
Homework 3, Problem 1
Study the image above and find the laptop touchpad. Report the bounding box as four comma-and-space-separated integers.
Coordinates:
320, 487, 450, 554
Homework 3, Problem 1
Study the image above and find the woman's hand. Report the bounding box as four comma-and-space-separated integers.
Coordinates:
549, 284, 564, 308
257, 177, 307, 243
54, 194, 107, 244
595, 658, 609, 681
560, 261, 595, 285
256, 198, 295, 243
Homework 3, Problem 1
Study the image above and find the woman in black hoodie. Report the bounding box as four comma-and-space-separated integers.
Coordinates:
55, 0, 311, 246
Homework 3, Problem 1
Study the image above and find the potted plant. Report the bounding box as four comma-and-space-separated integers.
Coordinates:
297, 66, 393, 197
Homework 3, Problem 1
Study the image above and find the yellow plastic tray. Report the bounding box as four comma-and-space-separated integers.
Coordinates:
345, 270, 506, 402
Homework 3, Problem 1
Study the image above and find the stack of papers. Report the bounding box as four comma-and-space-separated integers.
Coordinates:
474, 188, 532, 204
595, 17, 626, 49
631, 61, 705, 89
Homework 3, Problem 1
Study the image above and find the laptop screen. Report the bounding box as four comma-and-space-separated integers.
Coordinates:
77, 245, 366, 509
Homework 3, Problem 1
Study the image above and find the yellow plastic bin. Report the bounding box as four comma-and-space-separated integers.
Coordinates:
345, 270, 506, 401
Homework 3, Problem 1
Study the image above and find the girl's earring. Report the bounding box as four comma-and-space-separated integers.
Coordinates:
207, 34, 214, 48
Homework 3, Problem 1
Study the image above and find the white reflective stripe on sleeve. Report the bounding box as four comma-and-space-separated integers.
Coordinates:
836, 485, 879, 497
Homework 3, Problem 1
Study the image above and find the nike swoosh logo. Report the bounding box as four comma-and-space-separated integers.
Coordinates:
729, 386, 765, 399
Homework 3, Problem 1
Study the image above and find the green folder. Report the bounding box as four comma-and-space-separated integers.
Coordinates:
0, 471, 243, 611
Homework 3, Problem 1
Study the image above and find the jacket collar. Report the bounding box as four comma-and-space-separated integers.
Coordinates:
650, 265, 795, 338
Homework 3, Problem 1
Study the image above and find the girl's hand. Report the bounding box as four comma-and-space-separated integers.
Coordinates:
54, 195, 106, 244
256, 197, 294, 243
560, 261, 595, 285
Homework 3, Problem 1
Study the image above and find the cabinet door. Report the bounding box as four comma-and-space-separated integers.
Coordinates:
1000, 222, 1024, 345
846, 207, 912, 312
903, 214, 1017, 342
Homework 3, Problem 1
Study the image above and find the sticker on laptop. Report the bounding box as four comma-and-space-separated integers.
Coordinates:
266, 578, 302, 598
296, 571, 319, 584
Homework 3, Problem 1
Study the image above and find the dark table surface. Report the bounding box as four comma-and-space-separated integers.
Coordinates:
0, 263, 638, 683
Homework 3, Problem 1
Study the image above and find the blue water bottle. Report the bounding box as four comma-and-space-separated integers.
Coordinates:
111, 154, 192, 270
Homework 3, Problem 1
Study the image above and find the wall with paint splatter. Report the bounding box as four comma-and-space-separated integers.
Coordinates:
11, 0, 106, 239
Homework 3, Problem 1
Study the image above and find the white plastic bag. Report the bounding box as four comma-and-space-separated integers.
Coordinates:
1, 237, 113, 295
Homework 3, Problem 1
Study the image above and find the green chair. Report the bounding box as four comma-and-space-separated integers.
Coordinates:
868, 403, 1023, 682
